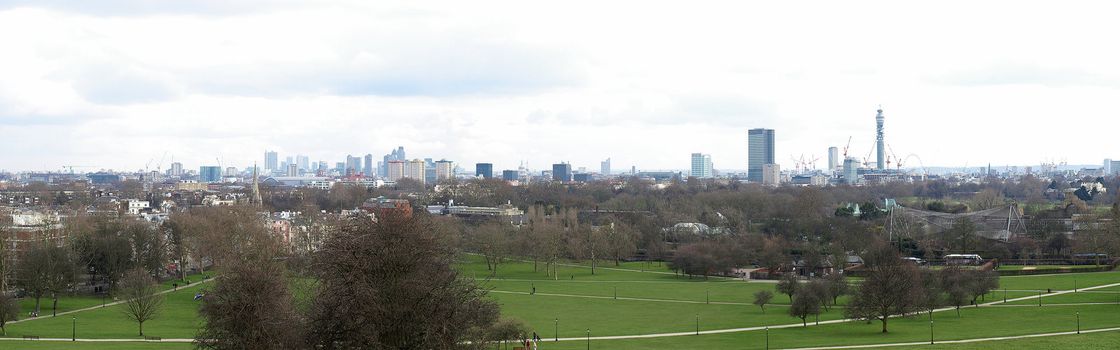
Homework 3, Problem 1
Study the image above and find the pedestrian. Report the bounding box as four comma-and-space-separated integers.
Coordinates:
532, 284, 536, 295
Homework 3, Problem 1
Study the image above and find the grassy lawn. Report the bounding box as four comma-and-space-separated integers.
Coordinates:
2, 255, 1118, 350
880, 329, 1120, 349
997, 265, 1105, 271
15, 272, 212, 317
0, 341, 193, 349
3, 282, 207, 340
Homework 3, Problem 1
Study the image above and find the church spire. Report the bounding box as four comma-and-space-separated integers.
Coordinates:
251, 163, 263, 207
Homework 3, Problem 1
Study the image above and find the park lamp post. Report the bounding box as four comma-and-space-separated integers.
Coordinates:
72, 317, 76, 341
929, 320, 934, 345
586, 329, 590, 350
1076, 312, 1080, 334
765, 326, 769, 350
555, 318, 558, 341
695, 314, 699, 335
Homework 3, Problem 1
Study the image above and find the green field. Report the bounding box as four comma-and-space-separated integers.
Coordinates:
2, 256, 1118, 349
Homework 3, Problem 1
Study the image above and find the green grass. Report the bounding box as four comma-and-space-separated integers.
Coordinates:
997, 265, 1104, 271
881, 329, 1120, 349
0, 341, 192, 349
4, 255, 1119, 350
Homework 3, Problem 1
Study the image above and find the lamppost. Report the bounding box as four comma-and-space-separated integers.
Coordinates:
1039, 291, 1043, 306
765, 326, 769, 350
72, 317, 76, 341
695, 314, 699, 335
706, 289, 710, 304
1076, 312, 1080, 334
929, 320, 934, 345
554, 318, 558, 341
586, 329, 590, 350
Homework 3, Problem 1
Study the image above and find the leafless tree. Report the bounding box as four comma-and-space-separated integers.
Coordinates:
753, 290, 773, 313
776, 273, 799, 302
789, 287, 821, 326
195, 260, 303, 350
119, 268, 164, 336
305, 213, 500, 349
0, 292, 18, 335
844, 242, 922, 333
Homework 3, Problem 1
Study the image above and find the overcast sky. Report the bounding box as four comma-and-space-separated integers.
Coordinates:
2, 1, 1119, 173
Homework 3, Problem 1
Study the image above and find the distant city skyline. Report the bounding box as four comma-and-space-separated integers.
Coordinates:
4, 2, 1120, 172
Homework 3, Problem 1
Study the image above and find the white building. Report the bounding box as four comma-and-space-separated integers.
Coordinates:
126, 199, 151, 215
762, 163, 781, 185
435, 160, 454, 181
690, 153, 713, 178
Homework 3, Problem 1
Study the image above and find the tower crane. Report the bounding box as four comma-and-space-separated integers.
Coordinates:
842, 136, 852, 158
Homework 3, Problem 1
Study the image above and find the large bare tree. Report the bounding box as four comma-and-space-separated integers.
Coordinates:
118, 268, 164, 336
844, 242, 923, 333
305, 213, 500, 349
196, 260, 302, 350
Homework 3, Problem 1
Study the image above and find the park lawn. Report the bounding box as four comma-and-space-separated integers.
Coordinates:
878, 329, 1120, 349
998, 265, 1104, 271
1003, 290, 1120, 305
2, 282, 207, 340
997, 271, 1120, 291
0, 341, 193, 349
489, 289, 849, 339
483, 279, 804, 307
458, 255, 693, 282
538, 304, 1120, 350
14, 272, 212, 318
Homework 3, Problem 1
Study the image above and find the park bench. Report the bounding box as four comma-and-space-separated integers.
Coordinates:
145, 336, 162, 341
22, 335, 40, 340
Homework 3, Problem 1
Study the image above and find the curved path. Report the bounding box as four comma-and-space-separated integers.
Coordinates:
8, 277, 215, 325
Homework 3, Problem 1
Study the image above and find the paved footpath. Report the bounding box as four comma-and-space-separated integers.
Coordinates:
785, 326, 1120, 350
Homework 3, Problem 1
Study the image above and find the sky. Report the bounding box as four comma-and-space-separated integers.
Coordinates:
2, 0, 1119, 174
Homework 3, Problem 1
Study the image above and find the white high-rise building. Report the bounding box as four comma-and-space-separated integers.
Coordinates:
405, 159, 426, 184
435, 160, 454, 181
762, 163, 780, 185
828, 147, 839, 171
690, 153, 713, 178
387, 160, 405, 181
601, 158, 611, 175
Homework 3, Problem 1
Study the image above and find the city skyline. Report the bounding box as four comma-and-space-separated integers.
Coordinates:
4, 2, 1120, 172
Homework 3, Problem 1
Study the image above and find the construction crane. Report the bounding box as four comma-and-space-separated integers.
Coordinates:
61, 165, 97, 174
842, 136, 852, 158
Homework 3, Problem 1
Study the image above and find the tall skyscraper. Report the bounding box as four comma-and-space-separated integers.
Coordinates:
345, 155, 361, 175
264, 151, 278, 172
169, 162, 183, 176
552, 163, 572, 182
843, 157, 860, 184
502, 170, 518, 181
296, 155, 310, 171
876, 107, 886, 170
380, 146, 406, 177
475, 163, 493, 179
199, 166, 222, 183
600, 158, 611, 175
363, 154, 374, 176
690, 153, 713, 178
828, 147, 839, 171
748, 128, 775, 182
287, 163, 298, 177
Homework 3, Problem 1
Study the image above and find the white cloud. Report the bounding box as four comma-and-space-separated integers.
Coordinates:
2, 1, 1120, 173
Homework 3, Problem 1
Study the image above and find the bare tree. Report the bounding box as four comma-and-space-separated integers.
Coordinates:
196, 260, 302, 350
119, 268, 164, 336
844, 242, 922, 333
15, 244, 53, 315
0, 292, 18, 335
776, 273, 799, 302
753, 290, 773, 313
939, 266, 970, 316
789, 287, 821, 326
305, 213, 499, 349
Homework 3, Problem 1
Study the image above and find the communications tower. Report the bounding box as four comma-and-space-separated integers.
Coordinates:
876, 107, 885, 170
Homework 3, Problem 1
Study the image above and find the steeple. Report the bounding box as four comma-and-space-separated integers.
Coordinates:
251, 163, 263, 207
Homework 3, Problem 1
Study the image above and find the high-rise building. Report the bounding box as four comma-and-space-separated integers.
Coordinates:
1105, 159, 1112, 174
287, 163, 298, 177
405, 159, 426, 184
828, 147, 839, 171
600, 158, 611, 175
380, 146, 406, 177
435, 160, 454, 181
363, 154, 374, 176
476, 163, 493, 179
387, 160, 405, 181
264, 151, 278, 172
690, 153, 713, 178
748, 128, 775, 182
225, 167, 238, 177
875, 108, 886, 170
345, 155, 361, 175
1110, 159, 1120, 175
762, 163, 780, 185
285, 156, 294, 170
552, 163, 572, 182
502, 170, 518, 181
297, 155, 310, 171
843, 157, 860, 184
199, 166, 222, 183
169, 162, 183, 176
